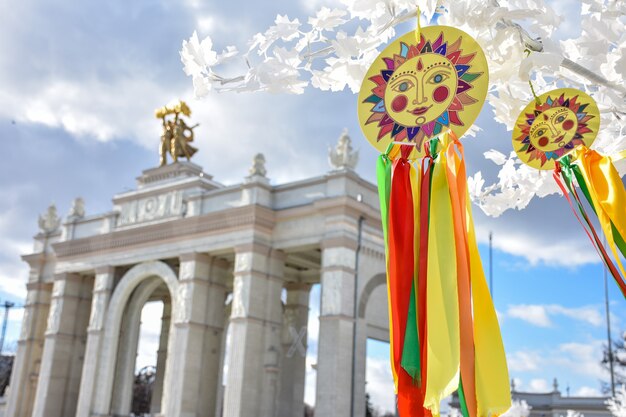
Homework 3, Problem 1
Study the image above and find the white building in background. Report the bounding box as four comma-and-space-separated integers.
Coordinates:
4, 131, 393, 417
511, 380, 611, 417
450, 379, 611, 417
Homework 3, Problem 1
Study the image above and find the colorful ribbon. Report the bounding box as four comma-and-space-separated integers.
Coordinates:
377, 134, 511, 417
555, 147, 626, 298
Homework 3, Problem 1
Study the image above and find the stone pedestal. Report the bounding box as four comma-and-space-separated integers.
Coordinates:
223, 245, 284, 417
31, 273, 93, 417
315, 242, 358, 417
278, 283, 311, 417
162, 253, 227, 417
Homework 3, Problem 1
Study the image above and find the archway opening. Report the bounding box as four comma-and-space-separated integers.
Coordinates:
304, 283, 320, 412
131, 300, 165, 415
111, 278, 172, 417
366, 339, 395, 417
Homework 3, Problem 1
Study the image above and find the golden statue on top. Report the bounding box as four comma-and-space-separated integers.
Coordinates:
155, 100, 198, 166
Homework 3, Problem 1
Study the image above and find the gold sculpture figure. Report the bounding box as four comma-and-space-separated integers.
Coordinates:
155, 100, 199, 166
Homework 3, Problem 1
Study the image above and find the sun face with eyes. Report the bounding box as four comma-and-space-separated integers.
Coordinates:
513, 89, 600, 170
383, 53, 458, 127
529, 107, 578, 152
357, 27, 488, 154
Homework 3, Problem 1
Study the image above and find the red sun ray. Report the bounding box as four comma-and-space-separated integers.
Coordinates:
456, 52, 476, 65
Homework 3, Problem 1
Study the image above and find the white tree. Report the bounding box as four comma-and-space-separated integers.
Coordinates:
501, 399, 532, 417
181, 0, 626, 216
608, 385, 626, 417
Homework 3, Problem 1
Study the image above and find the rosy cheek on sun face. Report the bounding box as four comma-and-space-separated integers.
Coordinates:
433, 86, 449, 103
392, 95, 408, 112
562, 119, 574, 130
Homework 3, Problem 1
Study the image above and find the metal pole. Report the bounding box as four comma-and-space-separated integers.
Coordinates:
0, 301, 14, 355
489, 232, 493, 298
351, 215, 365, 417
604, 258, 616, 396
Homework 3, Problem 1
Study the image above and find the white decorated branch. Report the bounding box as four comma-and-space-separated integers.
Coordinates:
181, 0, 626, 217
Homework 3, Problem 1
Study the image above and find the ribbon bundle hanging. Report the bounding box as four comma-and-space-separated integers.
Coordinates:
512, 88, 626, 298
359, 24, 511, 417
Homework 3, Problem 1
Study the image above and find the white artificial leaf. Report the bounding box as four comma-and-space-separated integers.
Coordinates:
484, 149, 508, 166
519, 52, 563, 82
308, 7, 348, 31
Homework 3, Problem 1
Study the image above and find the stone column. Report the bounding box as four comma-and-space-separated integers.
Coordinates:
223, 244, 284, 417
151, 298, 171, 413
161, 253, 227, 417
76, 266, 115, 417
215, 302, 232, 417
354, 318, 367, 417
278, 283, 311, 417
5, 280, 52, 417
198, 259, 229, 417
31, 272, 93, 417
110, 289, 145, 415
315, 239, 357, 417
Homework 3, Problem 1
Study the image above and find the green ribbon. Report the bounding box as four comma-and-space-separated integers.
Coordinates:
458, 377, 470, 417
560, 156, 626, 259
401, 281, 421, 382
376, 154, 392, 252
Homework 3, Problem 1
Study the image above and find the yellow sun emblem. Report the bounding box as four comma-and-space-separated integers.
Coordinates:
357, 26, 489, 157
512, 88, 600, 170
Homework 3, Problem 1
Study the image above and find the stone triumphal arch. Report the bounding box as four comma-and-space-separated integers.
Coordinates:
6, 131, 390, 417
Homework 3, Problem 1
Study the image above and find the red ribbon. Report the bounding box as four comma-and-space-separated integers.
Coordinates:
397, 150, 433, 417
553, 170, 626, 297
388, 156, 415, 376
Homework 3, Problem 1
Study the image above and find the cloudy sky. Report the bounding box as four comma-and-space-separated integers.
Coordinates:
1, 0, 625, 413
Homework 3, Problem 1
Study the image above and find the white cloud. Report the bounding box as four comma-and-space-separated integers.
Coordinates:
508, 350, 542, 372
505, 304, 604, 328
575, 386, 601, 396
472, 196, 602, 267
7, 78, 173, 145
366, 356, 395, 414
548, 305, 603, 327
556, 341, 607, 380
507, 339, 609, 394
528, 378, 550, 392
507, 305, 553, 327
299, 0, 341, 13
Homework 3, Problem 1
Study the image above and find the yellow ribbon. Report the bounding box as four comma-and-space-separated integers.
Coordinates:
416, 6, 422, 43
466, 192, 511, 417
573, 146, 626, 279
424, 150, 460, 415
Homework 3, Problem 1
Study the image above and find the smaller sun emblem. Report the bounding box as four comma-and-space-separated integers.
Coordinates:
512, 89, 600, 170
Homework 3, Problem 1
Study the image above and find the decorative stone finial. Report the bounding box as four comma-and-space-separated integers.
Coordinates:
511, 378, 516, 392
553, 377, 559, 392
38, 203, 61, 234
248, 153, 267, 177
328, 128, 359, 170
68, 197, 85, 220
